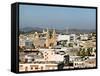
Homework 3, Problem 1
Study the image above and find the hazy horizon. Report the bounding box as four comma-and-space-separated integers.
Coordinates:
19, 4, 96, 30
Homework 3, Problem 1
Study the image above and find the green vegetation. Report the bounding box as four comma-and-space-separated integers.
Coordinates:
19, 46, 25, 52
68, 43, 73, 47
77, 48, 93, 57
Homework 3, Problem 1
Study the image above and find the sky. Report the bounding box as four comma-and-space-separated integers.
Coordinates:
19, 4, 96, 30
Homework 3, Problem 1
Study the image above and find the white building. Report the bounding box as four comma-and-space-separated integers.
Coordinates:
37, 49, 64, 62
25, 39, 33, 48
57, 34, 70, 42
57, 34, 77, 42
19, 38, 25, 48
80, 34, 88, 40
70, 34, 77, 42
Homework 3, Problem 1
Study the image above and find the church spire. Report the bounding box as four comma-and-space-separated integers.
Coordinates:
52, 28, 56, 38
43, 29, 45, 33
47, 28, 49, 33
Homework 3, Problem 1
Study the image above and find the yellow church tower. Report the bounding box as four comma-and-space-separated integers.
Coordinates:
45, 28, 57, 48
52, 29, 57, 47
45, 28, 50, 48
33, 32, 40, 48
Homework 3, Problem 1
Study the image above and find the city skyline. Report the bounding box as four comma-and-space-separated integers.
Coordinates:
19, 5, 96, 30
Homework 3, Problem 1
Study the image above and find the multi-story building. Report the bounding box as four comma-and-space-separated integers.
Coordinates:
57, 34, 70, 42
19, 63, 58, 71
80, 34, 89, 40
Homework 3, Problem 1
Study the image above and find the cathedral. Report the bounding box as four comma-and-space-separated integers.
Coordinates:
33, 28, 57, 48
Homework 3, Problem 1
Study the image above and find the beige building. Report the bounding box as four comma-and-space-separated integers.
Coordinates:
38, 49, 64, 62
19, 63, 57, 71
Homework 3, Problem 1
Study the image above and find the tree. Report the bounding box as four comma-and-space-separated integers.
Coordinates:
81, 50, 85, 57
19, 46, 25, 52
77, 48, 86, 57
68, 43, 73, 47
58, 62, 64, 70
32, 44, 35, 49
87, 48, 93, 56
77, 50, 81, 56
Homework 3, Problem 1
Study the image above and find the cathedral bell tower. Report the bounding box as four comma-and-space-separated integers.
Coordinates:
33, 32, 40, 48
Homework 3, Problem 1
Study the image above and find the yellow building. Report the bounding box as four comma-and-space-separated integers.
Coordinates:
33, 28, 57, 48
45, 28, 57, 48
